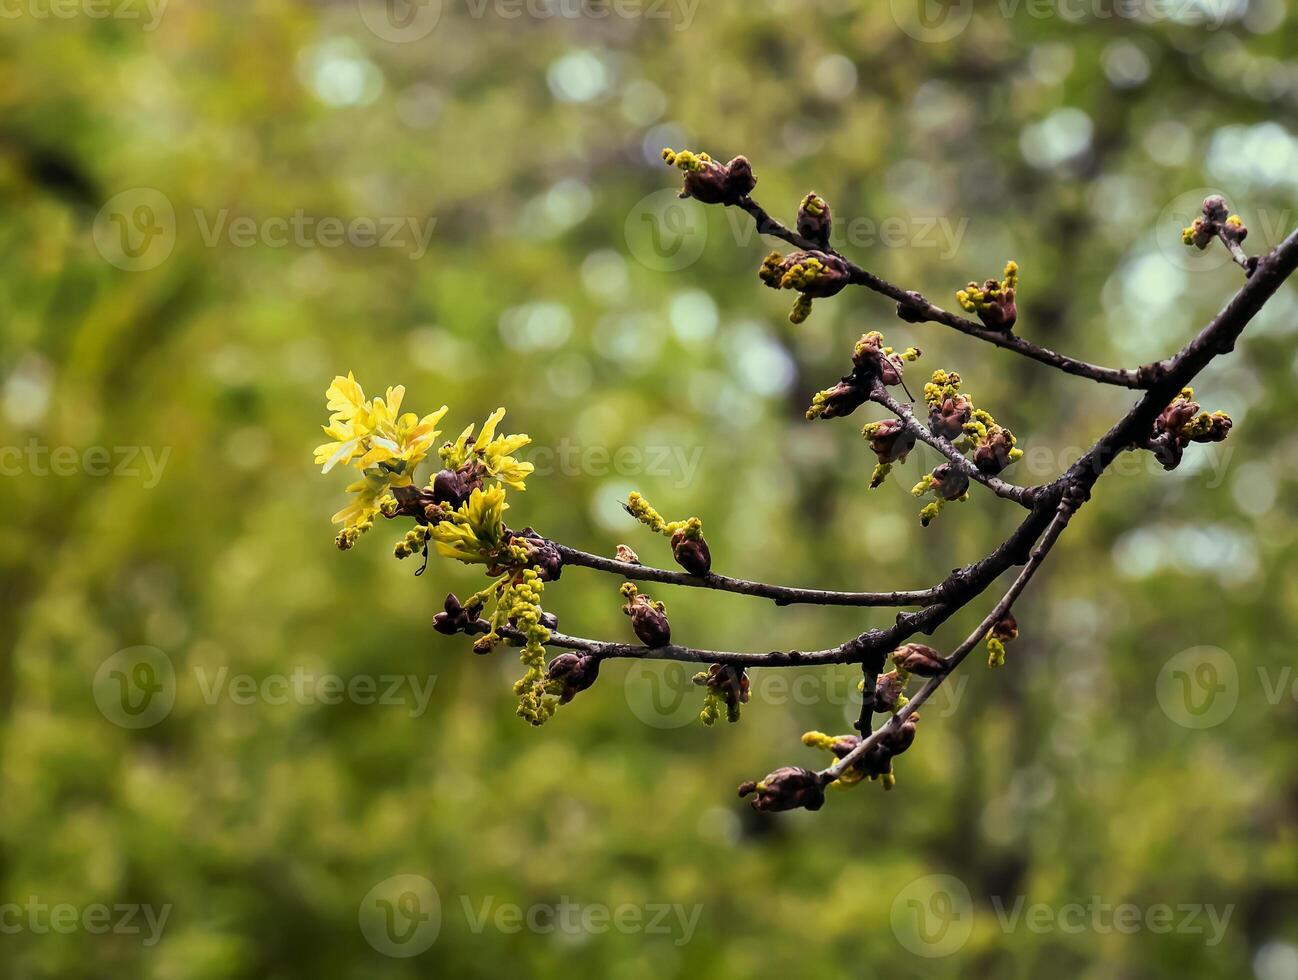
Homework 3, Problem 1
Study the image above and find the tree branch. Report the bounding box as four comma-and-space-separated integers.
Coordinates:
822, 498, 1076, 783
552, 543, 939, 608
868, 383, 1037, 508
735, 195, 1152, 389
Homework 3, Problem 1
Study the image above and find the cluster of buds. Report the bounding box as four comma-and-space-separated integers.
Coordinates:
853, 331, 921, 388
433, 592, 488, 637
693, 664, 750, 725
908, 370, 1023, 524
796, 192, 833, 249
546, 652, 600, 704
1146, 387, 1233, 470
759, 249, 852, 323
925, 372, 1021, 462
861, 419, 917, 488
662, 148, 756, 206
624, 492, 712, 576
507, 528, 563, 581
737, 766, 826, 812
806, 332, 921, 421
801, 713, 921, 791
986, 612, 1018, 668
956, 260, 1018, 331
620, 582, 671, 648
1183, 195, 1251, 259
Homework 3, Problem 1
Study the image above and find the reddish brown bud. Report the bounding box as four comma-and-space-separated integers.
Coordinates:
929, 393, 972, 441
973, 427, 1016, 475
624, 594, 671, 648
1190, 413, 1233, 444
1202, 195, 1228, 223
930, 463, 970, 500
991, 612, 1019, 644
695, 663, 749, 715
431, 465, 483, 509
670, 528, 712, 576
434, 593, 488, 636
809, 378, 869, 420
977, 287, 1016, 332
759, 249, 851, 299
673, 153, 756, 206
865, 419, 916, 465
511, 528, 563, 581
852, 332, 911, 387
738, 766, 826, 812
796, 192, 833, 249
872, 670, 907, 713
881, 711, 920, 756
892, 643, 946, 676
546, 652, 600, 703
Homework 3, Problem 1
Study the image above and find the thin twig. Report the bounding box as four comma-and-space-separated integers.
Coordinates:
868, 384, 1036, 508
553, 543, 938, 607
1216, 228, 1253, 275
735, 196, 1151, 389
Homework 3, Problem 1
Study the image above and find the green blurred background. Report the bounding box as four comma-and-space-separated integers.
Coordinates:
3, 0, 1298, 976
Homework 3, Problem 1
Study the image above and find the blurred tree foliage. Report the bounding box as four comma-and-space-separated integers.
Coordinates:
2, 1, 1298, 977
